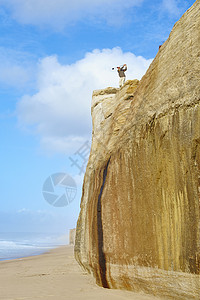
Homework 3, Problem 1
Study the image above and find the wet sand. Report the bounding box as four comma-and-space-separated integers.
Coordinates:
0, 245, 159, 300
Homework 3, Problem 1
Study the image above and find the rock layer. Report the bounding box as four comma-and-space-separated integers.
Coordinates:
75, 1, 200, 299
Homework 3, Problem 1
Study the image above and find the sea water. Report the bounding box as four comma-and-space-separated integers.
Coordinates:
0, 232, 68, 261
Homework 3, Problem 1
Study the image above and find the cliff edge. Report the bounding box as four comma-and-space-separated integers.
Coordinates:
75, 1, 200, 299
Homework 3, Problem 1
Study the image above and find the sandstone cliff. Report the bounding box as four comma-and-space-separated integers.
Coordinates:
75, 1, 200, 299
69, 228, 76, 245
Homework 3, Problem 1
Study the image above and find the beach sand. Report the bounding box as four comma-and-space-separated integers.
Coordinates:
0, 245, 159, 300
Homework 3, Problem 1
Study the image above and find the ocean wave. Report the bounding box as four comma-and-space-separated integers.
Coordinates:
0, 233, 67, 260
0, 240, 51, 249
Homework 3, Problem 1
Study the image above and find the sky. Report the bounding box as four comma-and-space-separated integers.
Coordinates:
0, 0, 196, 236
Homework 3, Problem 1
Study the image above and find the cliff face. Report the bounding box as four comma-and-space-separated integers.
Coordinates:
75, 1, 200, 299
69, 228, 76, 245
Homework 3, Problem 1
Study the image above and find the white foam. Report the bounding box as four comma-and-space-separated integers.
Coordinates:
0, 233, 67, 260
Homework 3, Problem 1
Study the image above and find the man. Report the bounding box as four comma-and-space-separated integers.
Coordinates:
117, 64, 127, 88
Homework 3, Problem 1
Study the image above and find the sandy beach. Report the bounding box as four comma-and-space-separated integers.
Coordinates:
0, 245, 159, 300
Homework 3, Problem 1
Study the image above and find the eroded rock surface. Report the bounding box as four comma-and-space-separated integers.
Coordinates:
75, 1, 200, 299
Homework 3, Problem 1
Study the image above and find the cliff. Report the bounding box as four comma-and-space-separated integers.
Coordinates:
69, 228, 76, 245
75, 1, 200, 299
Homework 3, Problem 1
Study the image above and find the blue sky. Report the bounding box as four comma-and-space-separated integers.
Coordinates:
0, 0, 196, 236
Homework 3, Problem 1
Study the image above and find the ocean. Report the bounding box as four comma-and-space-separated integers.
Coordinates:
0, 232, 68, 261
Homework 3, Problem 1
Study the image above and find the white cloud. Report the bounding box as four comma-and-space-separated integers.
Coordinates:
0, 0, 143, 29
41, 135, 90, 155
0, 47, 35, 89
162, 0, 181, 16
17, 47, 152, 154
0, 64, 28, 87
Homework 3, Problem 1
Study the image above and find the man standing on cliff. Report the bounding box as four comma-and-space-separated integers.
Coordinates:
117, 64, 127, 88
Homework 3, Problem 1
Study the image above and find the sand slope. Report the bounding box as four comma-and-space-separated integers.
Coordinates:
0, 246, 159, 300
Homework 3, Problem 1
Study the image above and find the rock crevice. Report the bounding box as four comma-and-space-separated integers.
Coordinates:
97, 158, 110, 288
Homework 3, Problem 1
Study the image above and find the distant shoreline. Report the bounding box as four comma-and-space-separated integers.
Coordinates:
0, 246, 55, 262
0, 232, 68, 262
0, 245, 70, 263
0, 245, 157, 300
